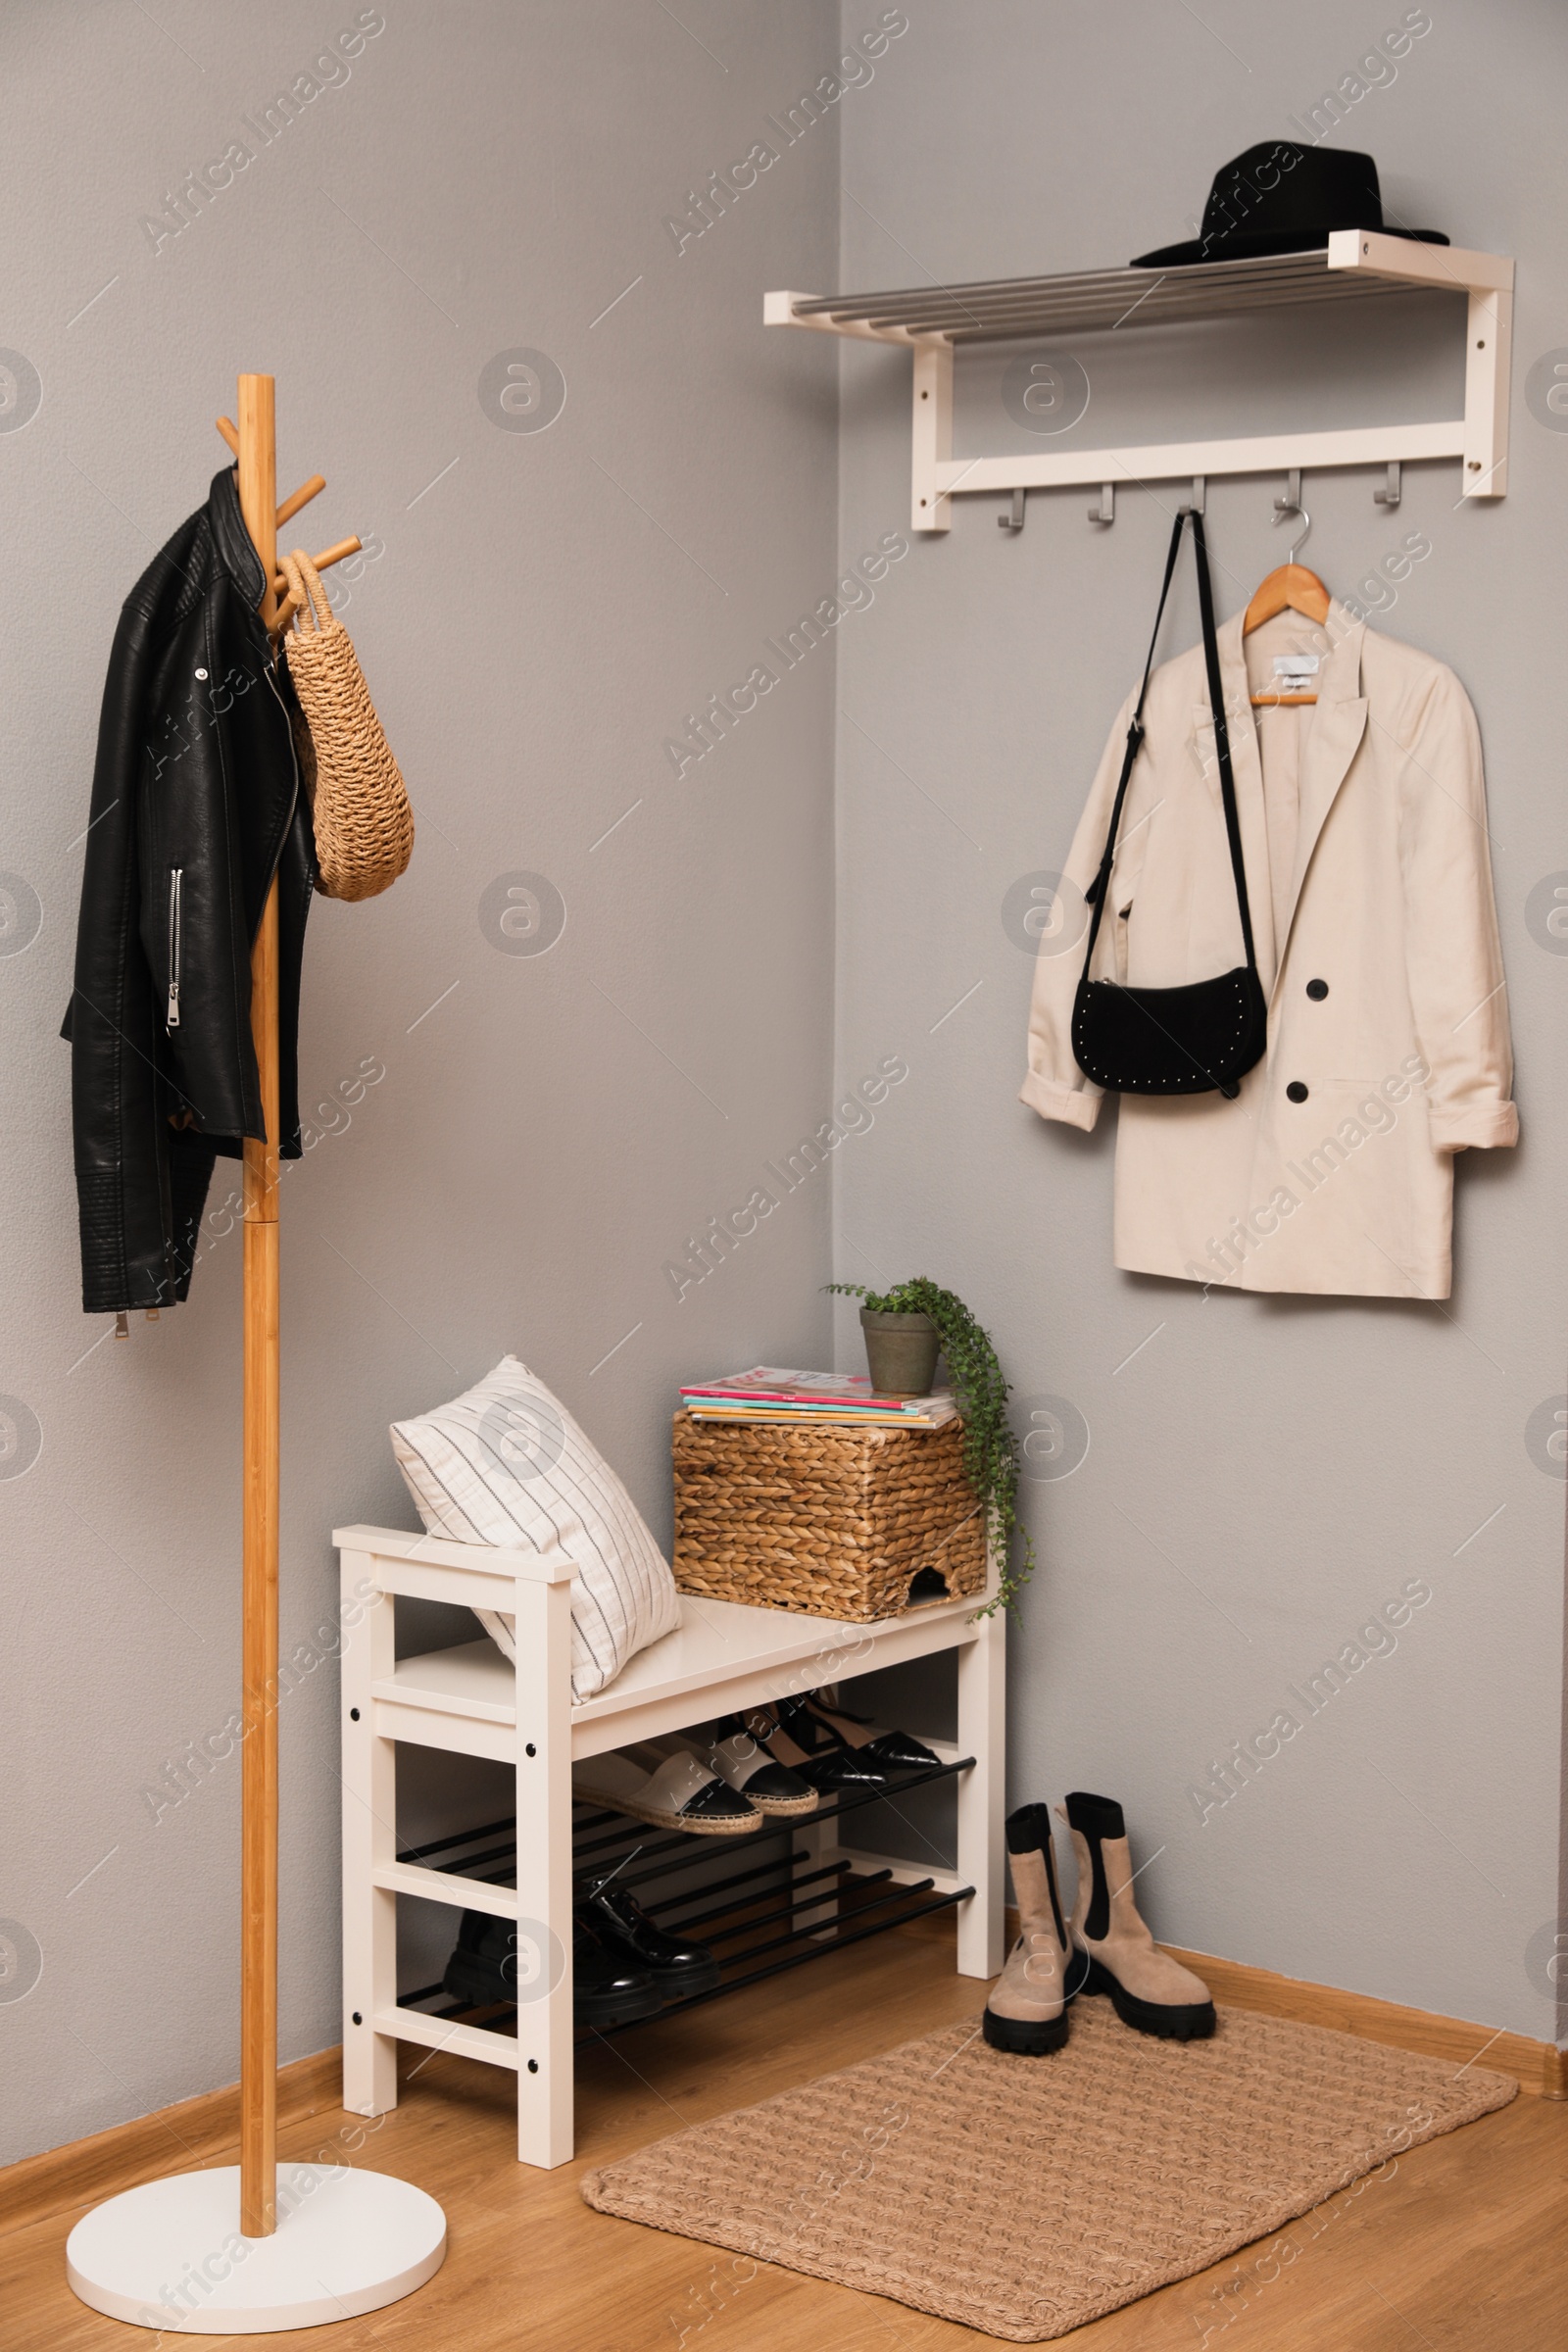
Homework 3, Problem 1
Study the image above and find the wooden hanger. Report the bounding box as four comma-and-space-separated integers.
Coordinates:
1245, 492, 1330, 705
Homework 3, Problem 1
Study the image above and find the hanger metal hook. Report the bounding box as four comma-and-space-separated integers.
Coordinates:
1272, 466, 1309, 561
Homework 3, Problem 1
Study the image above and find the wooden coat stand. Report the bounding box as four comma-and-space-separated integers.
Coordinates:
65, 376, 446, 2334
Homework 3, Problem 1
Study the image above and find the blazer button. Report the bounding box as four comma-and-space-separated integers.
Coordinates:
1305, 978, 1329, 1001
1286, 1081, 1309, 1103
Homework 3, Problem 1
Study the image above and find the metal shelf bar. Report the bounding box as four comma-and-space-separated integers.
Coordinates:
712, 1874, 926, 1970
395, 1814, 515, 1867
383, 1757, 973, 1909
594, 1754, 975, 1890
409, 1881, 973, 2048
642, 1846, 811, 1918
679, 1861, 858, 1943
592, 1884, 973, 2036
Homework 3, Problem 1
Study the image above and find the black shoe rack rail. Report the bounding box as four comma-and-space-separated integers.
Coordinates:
396, 1751, 974, 2041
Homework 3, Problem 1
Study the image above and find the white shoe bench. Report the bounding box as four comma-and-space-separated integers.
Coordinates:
336, 1525, 1005, 2169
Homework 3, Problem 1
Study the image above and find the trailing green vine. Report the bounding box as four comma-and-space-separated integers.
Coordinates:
825, 1277, 1034, 1619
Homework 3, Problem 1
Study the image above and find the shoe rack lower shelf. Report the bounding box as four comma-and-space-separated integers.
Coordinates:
335, 1524, 1006, 2169
396, 1759, 978, 2044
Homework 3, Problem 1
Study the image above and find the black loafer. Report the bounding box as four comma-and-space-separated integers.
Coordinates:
442, 1908, 531, 2008
442, 1908, 664, 2029
571, 1918, 668, 2029
579, 1883, 721, 2001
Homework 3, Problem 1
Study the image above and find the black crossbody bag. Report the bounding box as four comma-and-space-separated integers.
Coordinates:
1071, 508, 1267, 1102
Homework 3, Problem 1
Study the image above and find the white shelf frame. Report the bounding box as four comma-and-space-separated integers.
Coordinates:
766, 229, 1514, 531
335, 1526, 1005, 2171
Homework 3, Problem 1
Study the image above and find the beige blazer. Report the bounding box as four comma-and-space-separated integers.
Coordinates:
1021, 602, 1517, 1298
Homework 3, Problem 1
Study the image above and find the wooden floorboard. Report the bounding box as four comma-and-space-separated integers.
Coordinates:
4, 1922, 1565, 2350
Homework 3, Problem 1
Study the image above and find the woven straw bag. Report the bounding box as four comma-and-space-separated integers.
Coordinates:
277, 548, 413, 902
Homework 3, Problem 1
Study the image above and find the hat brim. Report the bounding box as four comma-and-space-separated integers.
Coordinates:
1130, 224, 1448, 270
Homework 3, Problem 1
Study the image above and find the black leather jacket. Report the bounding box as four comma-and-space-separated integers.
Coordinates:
64, 467, 315, 1313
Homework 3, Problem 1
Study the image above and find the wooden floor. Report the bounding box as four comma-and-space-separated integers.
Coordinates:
5, 1922, 1566, 2350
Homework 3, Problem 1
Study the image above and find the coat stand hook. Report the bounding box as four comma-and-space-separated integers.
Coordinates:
1374, 461, 1402, 510
999, 486, 1027, 533
1088, 483, 1115, 526
1178, 475, 1204, 516
1273, 467, 1303, 525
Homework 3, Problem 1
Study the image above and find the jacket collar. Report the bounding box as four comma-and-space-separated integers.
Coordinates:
1196, 601, 1368, 992
207, 466, 268, 611
1272, 600, 1368, 973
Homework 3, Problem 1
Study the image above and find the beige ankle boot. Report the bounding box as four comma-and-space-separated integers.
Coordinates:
1061, 1790, 1215, 2041
983, 1803, 1072, 2055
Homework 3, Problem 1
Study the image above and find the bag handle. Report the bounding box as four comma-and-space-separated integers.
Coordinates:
277, 546, 335, 637
1078, 509, 1257, 982
1191, 510, 1257, 975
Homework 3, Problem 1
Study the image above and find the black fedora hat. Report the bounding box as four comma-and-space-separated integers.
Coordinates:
1132, 142, 1447, 269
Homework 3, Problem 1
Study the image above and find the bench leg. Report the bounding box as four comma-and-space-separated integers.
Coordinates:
956, 1607, 1006, 1978
340, 1552, 398, 2115
512, 1574, 575, 2166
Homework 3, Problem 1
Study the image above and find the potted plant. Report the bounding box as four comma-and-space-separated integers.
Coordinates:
825, 1277, 1035, 1617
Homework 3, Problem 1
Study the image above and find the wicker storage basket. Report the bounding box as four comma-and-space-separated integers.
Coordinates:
671, 1409, 987, 1621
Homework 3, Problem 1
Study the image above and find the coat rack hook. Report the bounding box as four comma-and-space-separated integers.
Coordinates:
1374, 461, 1402, 511
1088, 483, 1115, 526
1273, 467, 1302, 524
276, 473, 326, 529
999, 486, 1027, 533
1178, 476, 1204, 516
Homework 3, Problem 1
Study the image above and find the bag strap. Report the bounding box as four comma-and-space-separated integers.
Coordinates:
1191, 509, 1257, 974
1079, 508, 1186, 970
278, 547, 335, 637
1079, 507, 1257, 981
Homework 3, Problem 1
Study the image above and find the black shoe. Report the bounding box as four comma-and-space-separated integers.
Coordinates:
578, 1882, 721, 2002
702, 1718, 819, 1816
764, 1692, 938, 1791
761, 1696, 893, 1792
441, 1908, 664, 2029
798, 1691, 942, 1773
572, 1917, 669, 2028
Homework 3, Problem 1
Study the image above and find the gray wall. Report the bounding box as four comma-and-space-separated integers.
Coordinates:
0, 0, 845, 2166
833, 0, 1568, 2041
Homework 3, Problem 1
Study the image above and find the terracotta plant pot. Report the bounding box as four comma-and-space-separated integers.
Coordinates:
859, 1307, 940, 1397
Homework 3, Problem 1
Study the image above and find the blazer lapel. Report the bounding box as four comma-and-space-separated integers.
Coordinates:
1194, 612, 1277, 993
1275, 603, 1368, 978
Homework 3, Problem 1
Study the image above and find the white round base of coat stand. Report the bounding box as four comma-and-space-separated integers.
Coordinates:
66, 2163, 446, 2333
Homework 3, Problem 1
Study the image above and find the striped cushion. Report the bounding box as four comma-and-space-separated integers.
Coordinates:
390, 1356, 680, 1699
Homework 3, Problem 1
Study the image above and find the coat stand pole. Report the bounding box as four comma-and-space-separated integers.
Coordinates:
237, 369, 283, 2245
65, 374, 445, 2334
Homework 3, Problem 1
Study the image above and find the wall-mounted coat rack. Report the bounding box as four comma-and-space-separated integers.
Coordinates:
766, 230, 1513, 533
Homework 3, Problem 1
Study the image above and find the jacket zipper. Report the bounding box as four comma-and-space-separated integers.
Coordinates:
167, 867, 183, 1029
261, 661, 302, 887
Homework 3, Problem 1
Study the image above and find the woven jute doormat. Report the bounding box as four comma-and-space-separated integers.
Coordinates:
581, 1998, 1515, 2340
